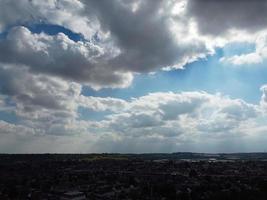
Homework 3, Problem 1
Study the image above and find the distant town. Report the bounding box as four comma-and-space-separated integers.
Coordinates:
1, 153, 267, 199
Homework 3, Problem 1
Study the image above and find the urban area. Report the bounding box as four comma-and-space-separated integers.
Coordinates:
1, 153, 267, 200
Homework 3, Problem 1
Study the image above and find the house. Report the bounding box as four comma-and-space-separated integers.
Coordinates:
61, 191, 86, 200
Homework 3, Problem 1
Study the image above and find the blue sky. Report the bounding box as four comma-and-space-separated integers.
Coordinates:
79, 44, 267, 121
81, 44, 266, 101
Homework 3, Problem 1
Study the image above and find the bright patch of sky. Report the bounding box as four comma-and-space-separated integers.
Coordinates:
82, 45, 267, 105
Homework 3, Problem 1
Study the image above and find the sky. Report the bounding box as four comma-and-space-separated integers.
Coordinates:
1, 0, 267, 153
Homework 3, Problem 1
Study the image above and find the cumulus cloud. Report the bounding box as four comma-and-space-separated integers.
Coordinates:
0, 26, 132, 89
103, 92, 260, 138
0, 79, 261, 138
82, 0, 210, 72
0, 0, 213, 89
185, 0, 267, 65
0, 62, 103, 136
78, 96, 127, 112
0, 86, 266, 152
0, 0, 265, 92
0, 0, 95, 38
221, 33, 267, 65
0, 0, 267, 152
1, 89, 266, 153
0, 63, 80, 114
0, 0, 266, 81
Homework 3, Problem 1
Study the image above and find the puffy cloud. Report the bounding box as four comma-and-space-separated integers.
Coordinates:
81, 0, 210, 72
0, 0, 95, 38
1, 0, 265, 91
220, 53, 262, 66
0, 0, 266, 81
78, 96, 127, 112
221, 33, 267, 65
0, 62, 101, 136
92, 92, 260, 140
0, 63, 80, 114
0, 26, 132, 89
0, 88, 266, 152
0, 0, 267, 152
0, 80, 261, 138
0, 0, 212, 90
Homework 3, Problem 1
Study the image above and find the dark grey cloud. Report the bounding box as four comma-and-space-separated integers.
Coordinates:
0, 0, 209, 89
0, 26, 132, 89
1, 0, 266, 91
0, 64, 77, 111
84, 0, 207, 72
1, 0, 267, 153
0, 63, 85, 136
86, 0, 178, 71
187, 0, 267, 35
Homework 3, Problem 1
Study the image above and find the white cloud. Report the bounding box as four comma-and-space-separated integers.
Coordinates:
78, 96, 127, 112
0, 87, 266, 152
0, 1, 267, 152
0, 26, 132, 89
0, 0, 213, 90
0, 89, 266, 153
221, 33, 267, 65
0, 0, 96, 38
0, 62, 99, 136
260, 85, 267, 109
0, 0, 266, 88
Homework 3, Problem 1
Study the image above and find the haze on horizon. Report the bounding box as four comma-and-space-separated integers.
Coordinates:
1, 0, 267, 153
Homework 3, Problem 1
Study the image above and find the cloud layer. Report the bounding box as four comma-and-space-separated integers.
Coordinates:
0, 0, 212, 89
0, 0, 267, 152
1, 0, 267, 88
187, 0, 267, 36
0, 78, 266, 152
